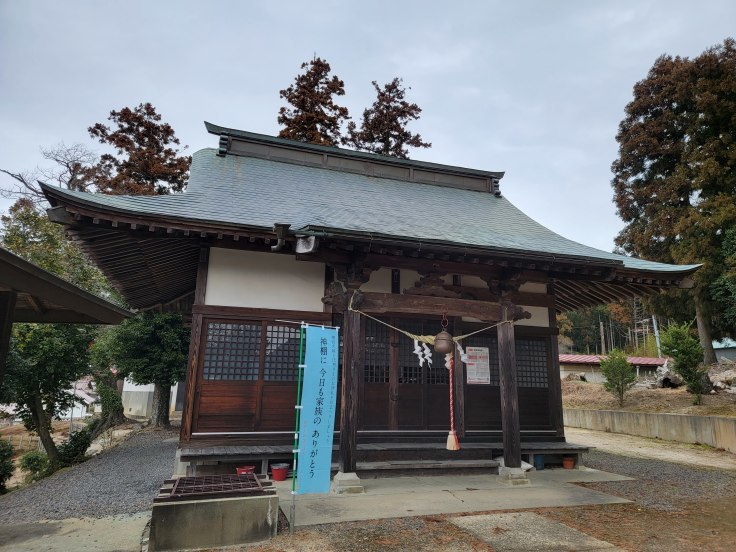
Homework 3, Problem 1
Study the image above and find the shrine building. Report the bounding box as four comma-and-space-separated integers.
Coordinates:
42, 123, 700, 479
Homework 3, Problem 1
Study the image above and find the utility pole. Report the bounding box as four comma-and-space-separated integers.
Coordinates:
599, 321, 606, 356
652, 315, 662, 358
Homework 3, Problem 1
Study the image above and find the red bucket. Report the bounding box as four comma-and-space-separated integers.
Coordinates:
271, 463, 289, 481
236, 465, 256, 475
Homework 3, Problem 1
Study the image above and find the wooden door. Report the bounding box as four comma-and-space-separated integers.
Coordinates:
360, 317, 391, 429
359, 316, 452, 431
396, 318, 450, 430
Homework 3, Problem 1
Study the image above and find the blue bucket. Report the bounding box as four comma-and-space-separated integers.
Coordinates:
533, 454, 545, 470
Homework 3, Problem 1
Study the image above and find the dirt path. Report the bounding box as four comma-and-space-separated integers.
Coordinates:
566, 426, 736, 471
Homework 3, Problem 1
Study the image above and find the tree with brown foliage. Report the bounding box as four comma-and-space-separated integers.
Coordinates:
611, 38, 736, 364
88, 102, 190, 195
347, 78, 431, 158
277, 57, 350, 146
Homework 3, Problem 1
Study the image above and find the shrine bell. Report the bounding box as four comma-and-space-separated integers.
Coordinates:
434, 330, 454, 354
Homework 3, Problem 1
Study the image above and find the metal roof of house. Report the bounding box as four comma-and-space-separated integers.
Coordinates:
559, 354, 667, 366
42, 147, 698, 274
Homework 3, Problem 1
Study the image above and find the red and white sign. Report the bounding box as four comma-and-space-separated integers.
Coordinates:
466, 346, 490, 384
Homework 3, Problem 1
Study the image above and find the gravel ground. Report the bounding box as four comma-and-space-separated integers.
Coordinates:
0, 429, 177, 523
580, 449, 736, 510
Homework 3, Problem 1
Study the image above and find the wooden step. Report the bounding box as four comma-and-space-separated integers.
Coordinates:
356, 459, 500, 471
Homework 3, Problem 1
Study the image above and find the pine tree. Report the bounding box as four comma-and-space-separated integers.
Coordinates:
347, 78, 431, 159
88, 102, 191, 195
277, 57, 350, 146
600, 350, 636, 407
611, 38, 736, 363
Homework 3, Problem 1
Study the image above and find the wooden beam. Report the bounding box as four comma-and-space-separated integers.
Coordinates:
26, 295, 46, 315
497, 307, 521, 468
0, 291, 17, 392
452, 317, 465, 438
547, 288, 564, 438
350, 292, 531, 323
339, 306, 361, 473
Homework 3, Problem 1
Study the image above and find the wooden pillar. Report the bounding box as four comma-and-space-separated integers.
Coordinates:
0, 291, 17, 392
180, 248, 209, 443
547, 286, 565, 438
497, 307, 521, 468
339, 306, 361, 473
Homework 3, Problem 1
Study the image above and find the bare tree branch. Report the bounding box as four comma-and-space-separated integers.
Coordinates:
0, 143, 97, 207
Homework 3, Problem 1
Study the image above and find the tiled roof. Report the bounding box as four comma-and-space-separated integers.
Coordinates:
41, 147, 700, 274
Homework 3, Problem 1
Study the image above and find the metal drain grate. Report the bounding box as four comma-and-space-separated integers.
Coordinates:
155, 474, 272, 502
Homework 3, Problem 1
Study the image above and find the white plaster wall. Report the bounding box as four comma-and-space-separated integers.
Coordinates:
205, 248, 326, 311
461, 275, 487, 289
121, 380, 181, 417
361, 267, 392, 293
520, 282, 547, 294
515, 306, 550, 327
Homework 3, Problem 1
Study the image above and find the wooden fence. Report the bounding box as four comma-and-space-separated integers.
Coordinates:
1, 434, 43, 452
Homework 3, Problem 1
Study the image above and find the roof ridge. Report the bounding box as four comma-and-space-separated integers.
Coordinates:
205, 121, 505, 194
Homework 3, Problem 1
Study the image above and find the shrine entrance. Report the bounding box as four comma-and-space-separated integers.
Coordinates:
360, 316, 450, 431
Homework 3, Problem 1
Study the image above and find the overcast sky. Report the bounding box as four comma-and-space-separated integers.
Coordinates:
1, 1, 733, 253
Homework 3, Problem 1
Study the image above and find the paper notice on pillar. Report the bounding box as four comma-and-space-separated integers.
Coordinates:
466, 346, 490, 384
296, 325, 339, 495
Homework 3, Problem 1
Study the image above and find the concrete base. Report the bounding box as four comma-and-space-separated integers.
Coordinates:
148, 494, 278, 551
331, 471, 365, 494
171, 449, 188, 477
498, 466, 531, 486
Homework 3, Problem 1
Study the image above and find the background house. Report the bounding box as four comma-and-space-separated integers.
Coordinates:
559, 353, 667, 383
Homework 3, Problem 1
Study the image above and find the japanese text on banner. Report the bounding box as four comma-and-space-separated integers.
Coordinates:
296, 326, 339, 494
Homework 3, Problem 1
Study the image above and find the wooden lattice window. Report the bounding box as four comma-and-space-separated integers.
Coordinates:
364, 317, 389, 383
463, 333, 500, 386
263, 324, 302, 381
202, 322, 261, 381
516, 338, 549, 388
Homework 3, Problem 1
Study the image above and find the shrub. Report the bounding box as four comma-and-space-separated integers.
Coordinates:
19, 450, 50, 481
660, 323, 707, 405
58, 427, 93, 465
600, 349, 636, 406
0, 440, 14, 493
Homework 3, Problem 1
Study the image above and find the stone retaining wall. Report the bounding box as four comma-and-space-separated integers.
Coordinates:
564, 409, 736, 454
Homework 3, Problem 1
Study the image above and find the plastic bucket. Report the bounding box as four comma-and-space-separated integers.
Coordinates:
235, 465, 256, 475
533, 454, 545, 470
562, 456, 575, 469
271, 463, 290, 481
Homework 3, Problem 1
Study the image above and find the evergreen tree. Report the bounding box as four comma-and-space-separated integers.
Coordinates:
347, 78, 431, 158
88, 102, 191, 195
101, 313, 189, 428
660, 323, 707, 404
611, 38, 736, 363
2, 324, 97, 467
277, 57, 350, 146
711, 228, 736, 329
1, 199, 116, 299
600, 349, 636, 407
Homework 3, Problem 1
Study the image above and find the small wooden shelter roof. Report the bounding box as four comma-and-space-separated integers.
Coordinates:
0, 246, 132, 324
41, 123, 700, 311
